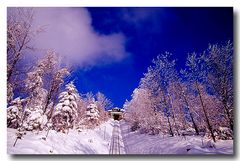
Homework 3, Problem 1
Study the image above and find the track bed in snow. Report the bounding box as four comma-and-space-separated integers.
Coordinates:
109, 120, 125, 154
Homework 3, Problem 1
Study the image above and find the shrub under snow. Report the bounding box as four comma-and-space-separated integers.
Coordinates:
22, 108, 48, 131
215, 127, 233, 140
7, 97, 24, 128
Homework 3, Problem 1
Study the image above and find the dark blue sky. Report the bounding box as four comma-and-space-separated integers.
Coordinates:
71, 7, 233, 108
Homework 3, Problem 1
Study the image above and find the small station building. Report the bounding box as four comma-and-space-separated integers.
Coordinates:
108, 107, 124, 120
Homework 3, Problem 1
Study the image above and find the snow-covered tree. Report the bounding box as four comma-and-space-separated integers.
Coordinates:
7, 8, 34, 82
80, 93, 100, 128
124, 42, 233, 140
140, 52, 178, 136
124, 52, 182, 136
96, 92, 113, 111
85, 92, 95, 104
52, 82, 79, 132
44, 66, 70, 114
7, 83, 14, 103
22, 105, 48, 131
86, 102, 100, 126
168, 81, 200, 135
205, 41, 233, 131
7, 97, 25, 128
7, 8, 44, 104
22, 82, 48, 131
22, 52, 56, 131
167, 83, 186, 135
190, 84, 231, 139
182, 52, 216, 142
73, 95, 87, 129
124, 88, 169, 135
96, 92, 112, 122
68, 91, 112, 129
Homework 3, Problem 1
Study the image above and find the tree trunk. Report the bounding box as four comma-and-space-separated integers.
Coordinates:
223, 100, 233, 131
189, 112, 199, 135
177, 82, 199, 135
167, 94, 180, 136
44, 88, 53, 114
195, 81, 216, 142
172, 112, 180, 136
8, 28, 30, 82
162, 92, 174, 137
208, 78, 233, 131
7, 51, 21, 82
13, 138, 19, 147
167, 116, 174, 137
183, 94, 199, 135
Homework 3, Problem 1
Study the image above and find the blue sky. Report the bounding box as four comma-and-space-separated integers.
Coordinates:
70, 7, 233, 108
32, 7, 233, 108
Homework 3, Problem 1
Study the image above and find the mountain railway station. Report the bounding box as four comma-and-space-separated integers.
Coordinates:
108, 108, 124, 121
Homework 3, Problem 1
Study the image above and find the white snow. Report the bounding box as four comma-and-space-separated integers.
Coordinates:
7, 119, 115, 154
7, 119, 234, 155
120, 120, 233, 155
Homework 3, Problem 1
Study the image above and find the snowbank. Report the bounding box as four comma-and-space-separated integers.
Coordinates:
120, 120, 233, 155
8, 119, 115, 154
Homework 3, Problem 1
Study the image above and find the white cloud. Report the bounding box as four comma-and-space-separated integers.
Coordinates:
32, 7, 128, 66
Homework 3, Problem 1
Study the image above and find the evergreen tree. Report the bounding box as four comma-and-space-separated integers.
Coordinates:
86, 102, 100, 127
52, 82, 79, 132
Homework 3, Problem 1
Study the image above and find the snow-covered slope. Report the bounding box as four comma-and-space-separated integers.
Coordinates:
7, 119, 234, 155
8, 119, 115, 154
120, 120, 233, 155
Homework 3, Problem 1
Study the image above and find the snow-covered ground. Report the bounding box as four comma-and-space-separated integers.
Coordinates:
7, 119, 115, 154
120, 120, 233, 155
7, 119, 234, 155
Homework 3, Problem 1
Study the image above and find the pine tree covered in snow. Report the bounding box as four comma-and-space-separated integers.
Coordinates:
86, 102, 100, 127
7, 97, 25, 128
52, 82, 79, 132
